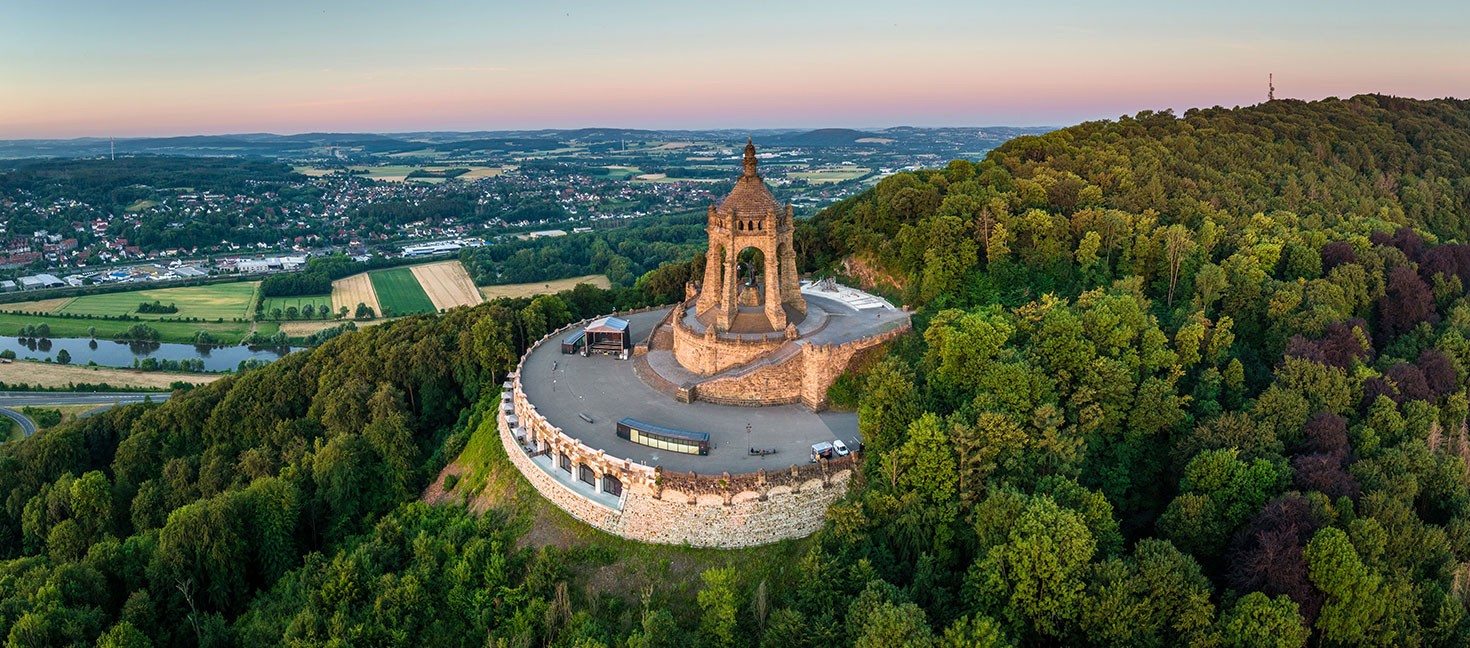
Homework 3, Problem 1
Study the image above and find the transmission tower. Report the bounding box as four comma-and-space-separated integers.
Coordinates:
1268, 73, 1275, 102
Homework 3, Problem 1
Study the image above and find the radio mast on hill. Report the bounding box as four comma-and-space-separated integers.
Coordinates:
1268, 73, 1275, 102
110, 137, 115, 161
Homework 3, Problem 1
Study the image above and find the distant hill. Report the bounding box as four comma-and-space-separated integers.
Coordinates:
764, 128, 889, 146
0, 126, 1055, 159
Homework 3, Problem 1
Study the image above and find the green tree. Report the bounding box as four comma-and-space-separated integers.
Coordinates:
897, 413, 958, 507
697, 567, 740, 648
1219, 592, 1308, 648
965, 495, 1095, 641
1304, 527, 1387, 645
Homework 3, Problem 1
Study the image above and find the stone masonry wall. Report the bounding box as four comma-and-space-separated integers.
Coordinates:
693, 350, 804, 406
671, 304, 786, 375
498, 409, 622, 528
503, 314, 853, 548
800, 324, 911, 410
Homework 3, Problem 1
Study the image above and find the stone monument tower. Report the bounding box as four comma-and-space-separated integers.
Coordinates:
695, 139, 806, 332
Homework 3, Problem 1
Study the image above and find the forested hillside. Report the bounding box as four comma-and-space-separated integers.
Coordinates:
6, 94, 1470, 646
792, 94, 1470, 645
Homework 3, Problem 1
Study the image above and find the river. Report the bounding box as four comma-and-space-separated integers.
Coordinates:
0, 336, 301, 372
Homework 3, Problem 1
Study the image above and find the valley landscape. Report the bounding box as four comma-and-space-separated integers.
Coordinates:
1, 2, 1468, 647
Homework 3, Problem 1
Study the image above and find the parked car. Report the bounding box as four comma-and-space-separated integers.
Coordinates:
832, 439, 850, 456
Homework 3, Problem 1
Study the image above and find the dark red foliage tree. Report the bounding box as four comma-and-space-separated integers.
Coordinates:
1302, 412, 1350, 460
1387, 362, 1431, 402
1292, 452, 1361, 500
1320, 241, 1357, 272
1317, 320, 1372, 368
1417, 243, 1470, 286
1417, 348, 1458, 397
1284, 335, 1325, 364
1390, 227, 1425, 262
1362, 377, 1397, 408
1378, 265, 1437, 342
1227, 495, 1326, 624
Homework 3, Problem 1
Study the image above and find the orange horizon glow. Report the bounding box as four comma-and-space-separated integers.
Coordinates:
2, 1, 1467, 138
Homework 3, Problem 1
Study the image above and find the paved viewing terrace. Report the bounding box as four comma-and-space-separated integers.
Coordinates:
518, 307, 860, 473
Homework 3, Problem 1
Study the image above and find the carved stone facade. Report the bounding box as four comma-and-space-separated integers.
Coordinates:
694, 140, 805, 334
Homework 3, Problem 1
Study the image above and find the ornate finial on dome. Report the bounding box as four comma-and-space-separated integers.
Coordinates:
742, 138, 758, 177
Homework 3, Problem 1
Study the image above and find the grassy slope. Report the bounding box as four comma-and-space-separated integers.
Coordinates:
433, 409, 814, 617
369, 268, 435, 316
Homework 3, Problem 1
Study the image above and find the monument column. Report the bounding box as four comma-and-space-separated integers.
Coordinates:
779, 233, 804, 314
697, 208, 724, 315
763, 239, 785, 329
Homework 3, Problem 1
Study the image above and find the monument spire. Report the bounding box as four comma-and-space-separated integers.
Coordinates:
742, 137, 759, 178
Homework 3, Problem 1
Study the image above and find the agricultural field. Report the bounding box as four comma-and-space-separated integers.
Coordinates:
789, 166, 871, 184
0, 360, 220, 390
478, 274, 611, 300
410, 261, 483, 311
602, 165, 642, 180
0, 297, 75, 314
0, 312, 256, 344
33, 282, 260, 320
292, 164, 508, 182
330, 273, 380, 317
260, 294, 334, 319
631, 173, 721, 183
278, 318, 384, 337
368, 268, 436, 316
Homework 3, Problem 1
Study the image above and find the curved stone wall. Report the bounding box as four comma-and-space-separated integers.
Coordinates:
504, 315, 855, 548
670, 303, 787, 375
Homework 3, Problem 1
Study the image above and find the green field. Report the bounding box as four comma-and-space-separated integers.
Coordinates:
368, 268, 436, 316
0, 312, 259, 345
57, 282, 259, 321
790, 167, 871, 184
260, 294, 334, 319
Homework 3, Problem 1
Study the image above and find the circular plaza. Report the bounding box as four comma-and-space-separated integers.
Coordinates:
497, 141, 911, 547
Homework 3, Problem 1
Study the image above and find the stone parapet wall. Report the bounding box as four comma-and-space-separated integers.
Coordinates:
498, 409, 621, 527
612, 475, 849, 547
800, 323, 911, 410
503, 310, 853, 547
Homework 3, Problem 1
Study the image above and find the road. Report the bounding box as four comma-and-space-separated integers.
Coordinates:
0, 391, 173, 440
1, 407, 36, 438
0, 391, 173, 408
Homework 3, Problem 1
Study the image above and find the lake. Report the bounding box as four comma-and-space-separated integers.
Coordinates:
1, 336, 300, 372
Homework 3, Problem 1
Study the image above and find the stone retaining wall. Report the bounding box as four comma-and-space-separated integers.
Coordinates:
799, 323, 911, 409
670, 303, 787, 375
502, 313, 855, 548
694, 351, 804, 406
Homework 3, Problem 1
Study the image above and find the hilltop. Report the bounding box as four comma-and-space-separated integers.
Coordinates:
6, 94, 1470, 645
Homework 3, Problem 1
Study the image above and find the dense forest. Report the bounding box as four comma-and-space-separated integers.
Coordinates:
6, 94, 1470, 646
459, 212, 709, 288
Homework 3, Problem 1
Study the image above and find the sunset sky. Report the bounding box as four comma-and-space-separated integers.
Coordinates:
3, 0, 1467, 138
